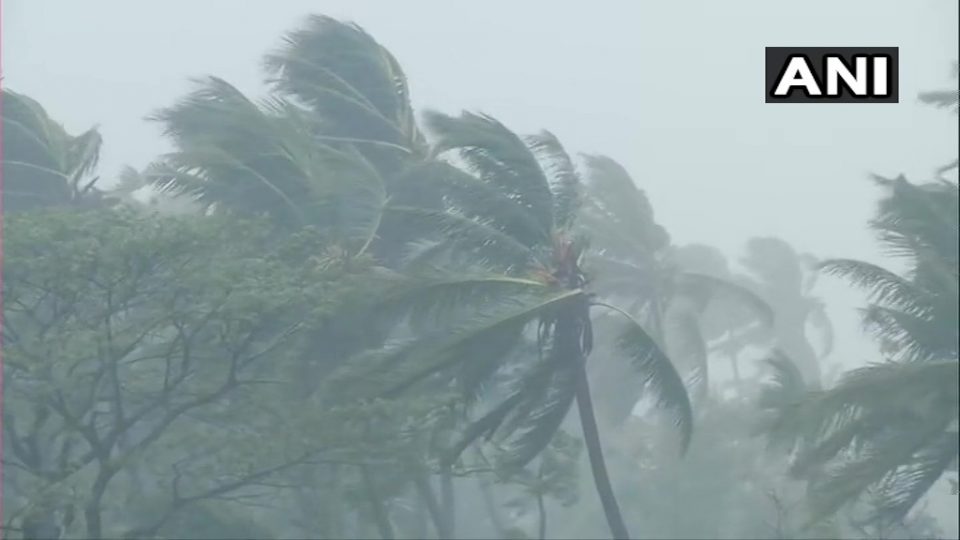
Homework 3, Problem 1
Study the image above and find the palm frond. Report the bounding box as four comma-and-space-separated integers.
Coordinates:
805, 418, 956, 524
525, 130, 582, 231
423, 111, 555, 244
674, 271, 776, 326
868, 175, 958, 266
580, 154, 670, 256
819, 259, 932, 317
384, 206, 535, 270
813, 360, 957, 428
336, 288, 585, 399
495, 360, 579, 470
359, 270, 551, 331
661, 300, 710, 400
1, 89, 103, 211
389, 160, 552, 252
768, 360, 957, 467
861, 306, 957, 363
756, 351, 811, 451
597, 303, 693, 451
263, 14, 424, 156
871, 430, 959, 522
149, 77, 387, 250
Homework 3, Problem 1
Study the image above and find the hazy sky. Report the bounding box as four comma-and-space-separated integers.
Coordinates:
2, 0, 959, 533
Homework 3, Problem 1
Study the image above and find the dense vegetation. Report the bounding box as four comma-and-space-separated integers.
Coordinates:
2, 16, 957, 540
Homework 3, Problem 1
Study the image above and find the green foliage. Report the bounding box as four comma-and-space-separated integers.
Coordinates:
6, 16, 956, 540
1, 89, 106, 211
263, 14, 426, 164
147, 76, 387, 251
2, 208, 371, 537
759, 174, 959, 527
580, 155, 775, 402
820, 177, 959, 363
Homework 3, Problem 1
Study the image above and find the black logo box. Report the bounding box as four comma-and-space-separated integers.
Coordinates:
765, 47, 899, 103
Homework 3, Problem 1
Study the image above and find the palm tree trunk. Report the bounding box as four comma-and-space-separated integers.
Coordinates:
537, 491, 548, 540
729, 351, 742, 391
440, 465, 456, 539
478, 478, 510, 539
575, 362, 631, 540
413, 472, 451, 539
413, 485, 429, 539
360, 465, 395, 539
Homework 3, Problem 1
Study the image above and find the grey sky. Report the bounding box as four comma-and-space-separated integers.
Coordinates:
2, 0, 958, 534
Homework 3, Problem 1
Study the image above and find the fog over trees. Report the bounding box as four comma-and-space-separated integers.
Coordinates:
2, 3, 958, 539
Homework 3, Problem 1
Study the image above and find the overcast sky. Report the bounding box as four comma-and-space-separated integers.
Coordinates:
2, 0, 958, 533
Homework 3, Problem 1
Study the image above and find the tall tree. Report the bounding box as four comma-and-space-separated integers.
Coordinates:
333, 112, 694, 540
760, 175, 958, 527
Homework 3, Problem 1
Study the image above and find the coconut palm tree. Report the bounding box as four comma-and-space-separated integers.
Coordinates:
146, 16, 440, 260
1, 89, 106, 211
737, 239, 833, 388
338, 113, 694, 540
147, 76, 388, 255
577, 156, 774, 405
759, 174, 958, 527
261, 16, 427, 165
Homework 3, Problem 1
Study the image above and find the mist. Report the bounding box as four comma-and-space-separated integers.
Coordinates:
2, 1, 958, 539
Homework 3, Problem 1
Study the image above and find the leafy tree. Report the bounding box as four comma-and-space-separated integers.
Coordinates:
1, 209, 369, 537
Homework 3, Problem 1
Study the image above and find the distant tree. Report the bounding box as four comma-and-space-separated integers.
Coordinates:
578, 156, 773, 408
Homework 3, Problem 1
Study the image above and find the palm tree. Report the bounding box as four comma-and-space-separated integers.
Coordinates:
759, 174, 958, 526
919, 61, 958, 180
577, 156, 774, 405
261, 16, 427, 165
147, 16, 439, 260
337, 113, 694, 540
1, 89, 106, 211
735, 239, 832, 388
148, 76, 388, 254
